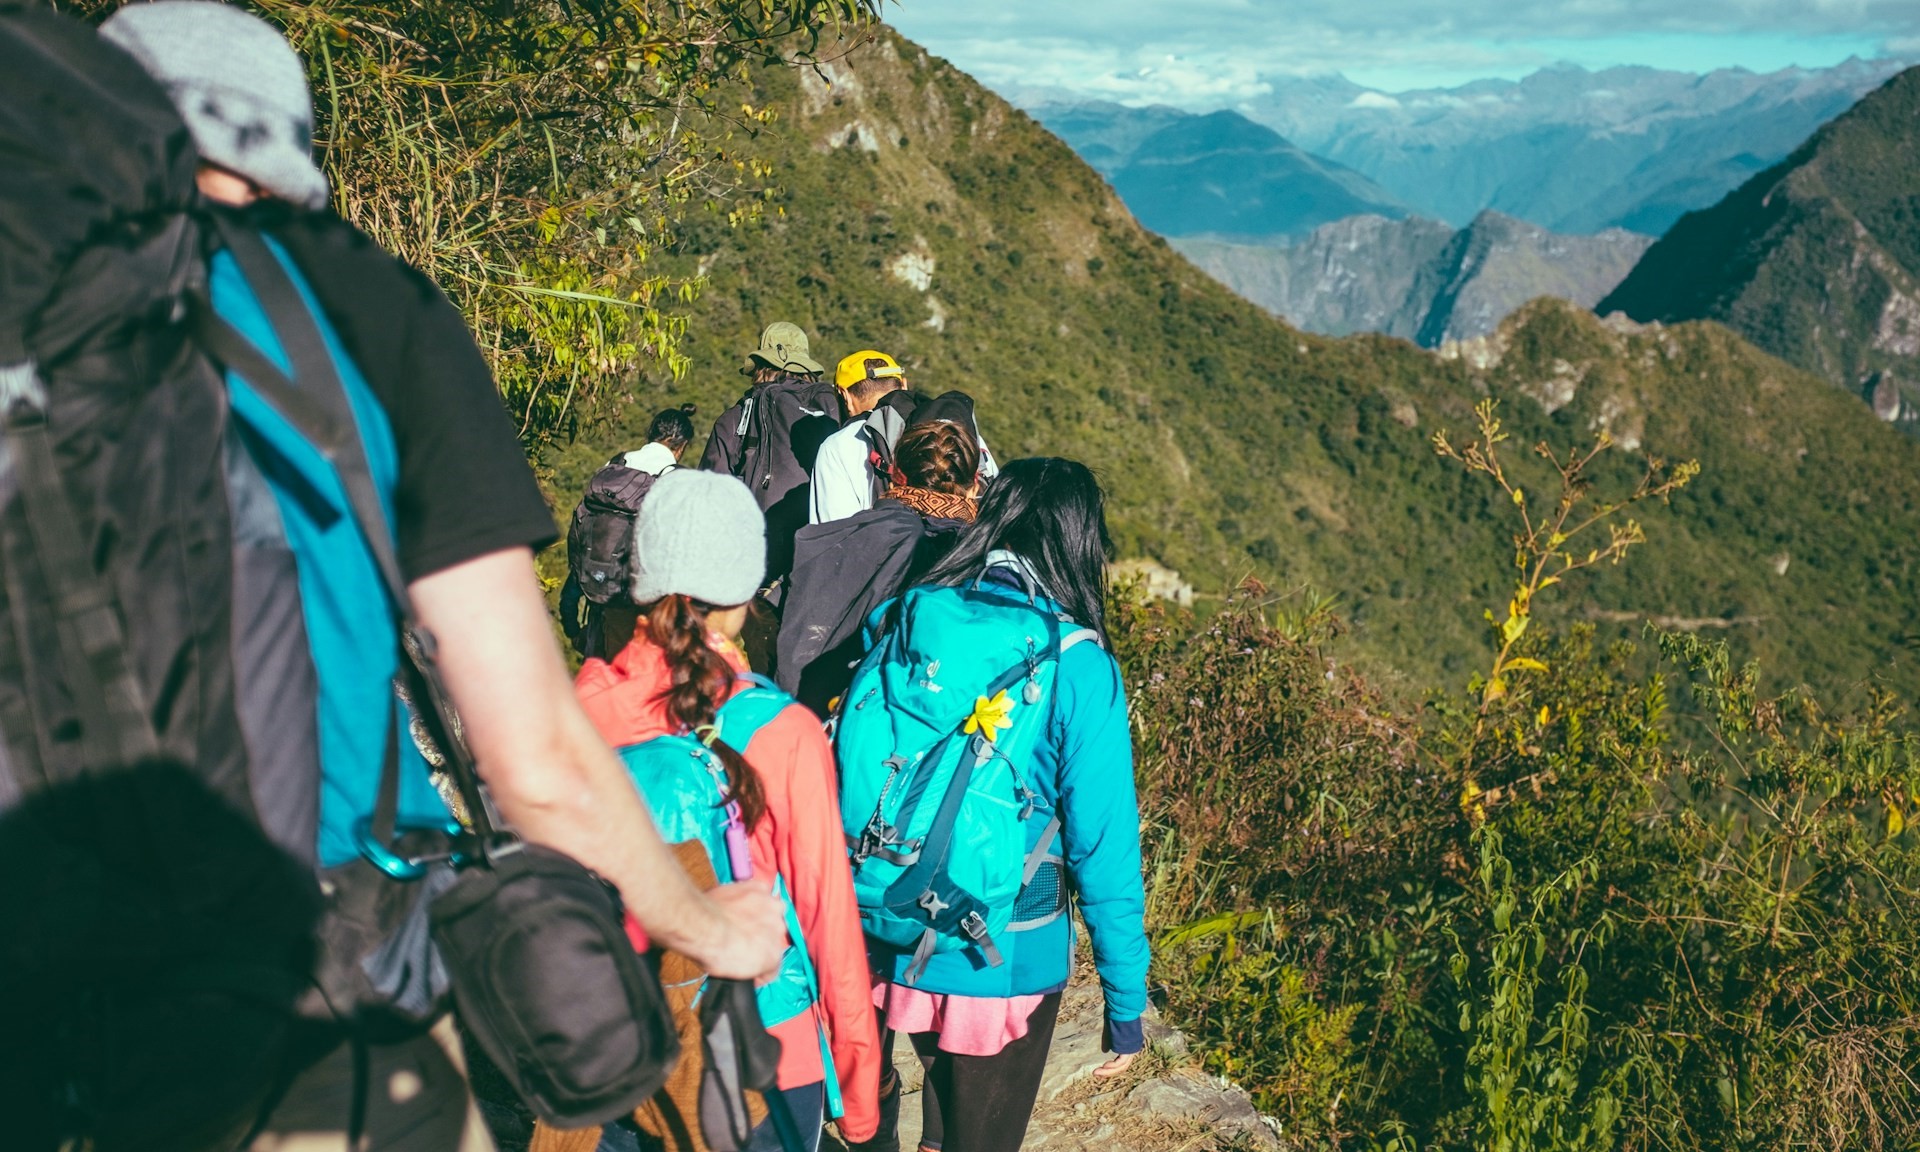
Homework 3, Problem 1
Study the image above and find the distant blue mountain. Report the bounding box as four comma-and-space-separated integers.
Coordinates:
1036, 58, 1908, 237
1043, 106, 1409, 239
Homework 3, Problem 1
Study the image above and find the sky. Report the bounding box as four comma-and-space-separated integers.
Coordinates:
886, 0, 1920, 104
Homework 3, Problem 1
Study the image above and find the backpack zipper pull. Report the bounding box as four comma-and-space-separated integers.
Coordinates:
853, 754, 910, 863
1022, 638, 1043, 705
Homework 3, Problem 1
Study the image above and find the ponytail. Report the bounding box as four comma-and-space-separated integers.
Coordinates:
645, 594, 768, 830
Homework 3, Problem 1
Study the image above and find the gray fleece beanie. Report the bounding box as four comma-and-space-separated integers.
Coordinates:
101, 2, 330, 211
630, 470, 766, 608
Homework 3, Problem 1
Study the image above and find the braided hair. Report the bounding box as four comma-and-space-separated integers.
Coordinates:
644, 593, 768, 829
893, 420, 981, 493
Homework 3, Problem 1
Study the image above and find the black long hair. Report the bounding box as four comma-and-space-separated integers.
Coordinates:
646, 403, 697, 452
920, 457, 1114, 643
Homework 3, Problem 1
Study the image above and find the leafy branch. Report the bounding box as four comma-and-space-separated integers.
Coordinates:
1434, 399, 1698, 809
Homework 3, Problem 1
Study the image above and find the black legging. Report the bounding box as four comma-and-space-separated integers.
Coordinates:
880, 992, 1063, 1152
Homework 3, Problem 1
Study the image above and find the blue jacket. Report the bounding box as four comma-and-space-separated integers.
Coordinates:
868, 573, 1150, 1049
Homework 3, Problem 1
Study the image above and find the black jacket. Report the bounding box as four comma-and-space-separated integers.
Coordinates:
776, 502, 967, 715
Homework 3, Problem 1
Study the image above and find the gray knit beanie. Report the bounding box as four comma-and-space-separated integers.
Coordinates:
630, 470, 766, 608
101, 2, 330, 211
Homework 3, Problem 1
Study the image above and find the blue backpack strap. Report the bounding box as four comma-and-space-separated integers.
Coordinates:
881, 607, 1065, 855
206, 227, 453, 868
713, 673, 793, 749
712, 674, 847, 1119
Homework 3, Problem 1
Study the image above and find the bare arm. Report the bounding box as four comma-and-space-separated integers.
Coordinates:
410, 546, 786, 979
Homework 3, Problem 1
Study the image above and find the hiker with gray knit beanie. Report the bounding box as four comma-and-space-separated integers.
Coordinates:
576, 469, 882, 1152
101, 1, 330, 210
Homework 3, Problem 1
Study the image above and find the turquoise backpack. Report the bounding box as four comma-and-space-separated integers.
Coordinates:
615, 675, 841, 1117
835, 572, 1098, 982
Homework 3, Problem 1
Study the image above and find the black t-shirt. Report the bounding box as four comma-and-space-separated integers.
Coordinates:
257, 208, 557, 579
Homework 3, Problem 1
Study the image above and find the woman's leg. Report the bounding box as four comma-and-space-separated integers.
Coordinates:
918, 994, 1062, 1152
851, 1014, 903, 1152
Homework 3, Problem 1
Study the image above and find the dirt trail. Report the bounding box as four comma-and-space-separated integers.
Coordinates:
831, 976, 1280, 1152
478, 976, 1281, 1152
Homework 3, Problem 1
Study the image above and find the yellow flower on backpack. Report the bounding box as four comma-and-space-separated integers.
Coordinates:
965, 690, 1016, 743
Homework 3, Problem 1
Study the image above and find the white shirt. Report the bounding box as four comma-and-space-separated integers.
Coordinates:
619, 441, 680, 476
808, 421, 875, 525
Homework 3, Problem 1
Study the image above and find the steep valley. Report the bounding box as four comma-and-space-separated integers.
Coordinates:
1601, 66, 1920, 433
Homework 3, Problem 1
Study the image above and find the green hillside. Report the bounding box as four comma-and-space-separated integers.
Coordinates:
1600, 66, 1920, 425
547, 29, 1920, 702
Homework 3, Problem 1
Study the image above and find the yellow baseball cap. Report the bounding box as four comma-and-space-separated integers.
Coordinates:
835, 350, 906, 390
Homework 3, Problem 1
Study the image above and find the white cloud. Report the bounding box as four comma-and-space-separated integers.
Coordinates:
1349, 91, 1403, 108
888, 0, 1919, 101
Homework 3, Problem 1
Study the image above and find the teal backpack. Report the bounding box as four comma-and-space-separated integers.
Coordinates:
615, 675, 841, 1117
835, 571, 1098, 982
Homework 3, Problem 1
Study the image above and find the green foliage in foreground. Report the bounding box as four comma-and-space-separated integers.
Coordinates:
68, 0, 880, 447
1118, 416, 1920, 1149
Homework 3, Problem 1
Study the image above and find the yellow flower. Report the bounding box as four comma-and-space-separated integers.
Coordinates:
964, 690, 1016, 743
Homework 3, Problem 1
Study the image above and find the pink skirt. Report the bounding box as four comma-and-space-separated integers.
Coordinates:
873, 982, 1047, 1057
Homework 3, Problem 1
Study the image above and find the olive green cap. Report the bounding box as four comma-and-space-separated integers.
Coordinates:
746, 321, 824, 376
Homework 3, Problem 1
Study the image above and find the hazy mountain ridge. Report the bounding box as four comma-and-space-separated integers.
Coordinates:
1051, 107, 1409, 239
1174, 211, 1652, 344
1252, 58, 1911, 234
1035, 58, 1906, 236
1600, 66, 1920, 429
552, 28, 1920, 700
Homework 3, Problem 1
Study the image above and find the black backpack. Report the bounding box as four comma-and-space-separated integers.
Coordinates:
567, 456, 668, 605
0, 10, 318, 1148
0, 10, 679, 1142
702, 374, 843, 512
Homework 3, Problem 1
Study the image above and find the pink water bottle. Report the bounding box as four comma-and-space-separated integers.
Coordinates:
724, 801, 755, 882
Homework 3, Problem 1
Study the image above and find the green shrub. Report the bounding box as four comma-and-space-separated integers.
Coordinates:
1121, 407, 1920, 1149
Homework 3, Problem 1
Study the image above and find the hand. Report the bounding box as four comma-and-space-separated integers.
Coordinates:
1093, 1051, 1137, 1079
685, 878, 788, 980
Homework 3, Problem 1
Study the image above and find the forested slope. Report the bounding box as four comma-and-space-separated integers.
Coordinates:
1601, 66, 1920, 426
549, 28, 1920, 701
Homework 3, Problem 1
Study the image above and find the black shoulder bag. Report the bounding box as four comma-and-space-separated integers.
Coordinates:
197, 221, 679, 1127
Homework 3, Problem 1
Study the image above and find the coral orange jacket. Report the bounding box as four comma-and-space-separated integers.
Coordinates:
575, 632, 880, 1143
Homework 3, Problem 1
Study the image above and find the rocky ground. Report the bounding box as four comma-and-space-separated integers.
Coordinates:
826, 975, 1279, 1152
477, 973, 1281, 1152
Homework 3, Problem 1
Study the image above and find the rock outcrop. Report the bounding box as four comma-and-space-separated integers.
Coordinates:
1600, 66, 1920, 432
838, 979, 1281, 1152
1175, 211, 1651, 345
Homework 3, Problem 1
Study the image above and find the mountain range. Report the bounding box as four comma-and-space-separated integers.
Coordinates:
1241, 58, 1909, 235
1173, 211, 1652, 345
1600, 66, 1920, 430
545, 28, 1920, 703
1037, 58, 1906, 237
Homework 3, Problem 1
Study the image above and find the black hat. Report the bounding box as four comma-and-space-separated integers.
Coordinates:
909, 391, 979, 440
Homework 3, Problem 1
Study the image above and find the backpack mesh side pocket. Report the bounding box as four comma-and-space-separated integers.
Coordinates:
1009, 857, 1066, 931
